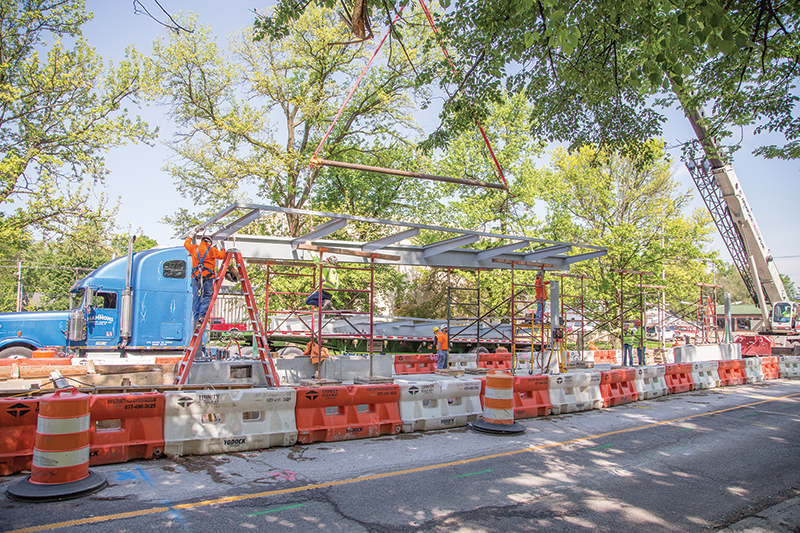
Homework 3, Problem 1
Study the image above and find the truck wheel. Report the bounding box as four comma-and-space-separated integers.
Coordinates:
279, 346, 304, 358
0, 346, 33, 359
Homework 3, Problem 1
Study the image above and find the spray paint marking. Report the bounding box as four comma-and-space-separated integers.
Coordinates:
584, 444, 612, 450
454, 469, 492, 478
248, 503, 305, 516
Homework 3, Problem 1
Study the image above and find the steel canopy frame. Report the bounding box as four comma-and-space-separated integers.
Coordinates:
188, 203, 607, 271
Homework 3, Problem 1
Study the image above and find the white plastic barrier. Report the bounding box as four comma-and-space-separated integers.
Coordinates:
548, 372, 602, 415
744, 357, 764, 384
447, 353, 478, 370
691, 361, 720, 389
320, 354, 394, 382
186, 361, 270, 386
779, 355, 800, 379
516, 351, 560, 374
634, 365, 668, 400
164, 388, 298, 457
394, 376, 482, 432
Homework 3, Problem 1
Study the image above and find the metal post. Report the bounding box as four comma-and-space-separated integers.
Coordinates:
369, 257, 375, 376
15, 260, 22, 312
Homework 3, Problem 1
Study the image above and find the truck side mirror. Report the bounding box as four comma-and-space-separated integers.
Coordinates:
85, 287, 95, 308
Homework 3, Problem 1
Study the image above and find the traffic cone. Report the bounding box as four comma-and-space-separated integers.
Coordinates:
6, 388, 106, 501
470, 370, 525, 434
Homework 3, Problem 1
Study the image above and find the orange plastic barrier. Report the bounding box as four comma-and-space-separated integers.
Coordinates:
664, 363, 694, 394
0, 358, 71, 367
0, 397, 39, 476
295, 384, 401, 444
761, 356, 781, 380
599, 369, 638, 407
394, 354, 437, 375
512, 375, 551, 419
478, 352, 513, 370
593, 350, 619, 364
89, 393, 165, 466
717, 360, 747, 387
32, 349, 56, 358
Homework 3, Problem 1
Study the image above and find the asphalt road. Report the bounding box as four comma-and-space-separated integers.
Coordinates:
2, 380, 799, 533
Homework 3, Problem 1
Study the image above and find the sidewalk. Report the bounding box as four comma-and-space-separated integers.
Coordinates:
718, 495, 800, 532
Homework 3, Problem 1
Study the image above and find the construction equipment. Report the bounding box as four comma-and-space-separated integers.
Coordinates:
174, 250, 280, 386
684, 110, 797, 342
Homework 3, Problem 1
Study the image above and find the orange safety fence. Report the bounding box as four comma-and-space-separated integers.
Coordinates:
478, 352, 513, 371
593, 350, 619, 365
394, 354, 437, 375
295, 384, 402, 444
0, 396, 39, 476
717, 360, 747, 387
89, 393, 165, 466
599, 369, 638, 407
761, 356, 781, 380
512, 375, 552, 419
664, 363, 694, 394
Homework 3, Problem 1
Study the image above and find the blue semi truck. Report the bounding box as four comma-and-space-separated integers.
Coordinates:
0, 242, 194, 358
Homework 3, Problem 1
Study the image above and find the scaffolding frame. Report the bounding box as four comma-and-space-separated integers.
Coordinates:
557, 273, 592, 353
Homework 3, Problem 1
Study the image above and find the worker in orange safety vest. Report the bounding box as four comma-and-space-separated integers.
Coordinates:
184, 235, 227, 327
433, 325, 449, 369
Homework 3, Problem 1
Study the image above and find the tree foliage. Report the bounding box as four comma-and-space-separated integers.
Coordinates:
150, 8, 437, 238
256, 0, 800, 161
536, 142, 717, 335
0, 0, 155, 247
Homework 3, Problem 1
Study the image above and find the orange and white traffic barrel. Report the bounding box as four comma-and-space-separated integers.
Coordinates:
470, 370, 525, 434
6, 388, 106, 501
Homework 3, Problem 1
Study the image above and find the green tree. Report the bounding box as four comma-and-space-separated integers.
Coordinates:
0, 0, 155, 246
150, 8, 436, 237
256, 0, 800, 161
535, 142, 717, 336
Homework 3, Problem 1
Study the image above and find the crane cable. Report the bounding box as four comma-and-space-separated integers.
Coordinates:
311, 7, 406, 163
416, 0, 509, 191
311, 2, 510, 192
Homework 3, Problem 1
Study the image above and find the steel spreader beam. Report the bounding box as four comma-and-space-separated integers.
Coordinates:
312, 157, 508, 191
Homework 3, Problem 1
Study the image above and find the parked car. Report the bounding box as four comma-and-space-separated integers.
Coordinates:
646, 326, 676, 342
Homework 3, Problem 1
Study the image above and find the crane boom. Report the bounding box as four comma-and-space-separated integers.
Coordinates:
683, 109, 788, 308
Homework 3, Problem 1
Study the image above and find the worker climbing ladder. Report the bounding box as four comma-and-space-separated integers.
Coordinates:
174, 249, 280, 387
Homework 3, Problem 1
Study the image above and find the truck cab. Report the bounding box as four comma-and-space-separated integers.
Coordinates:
771, 301, 796, 332
0, 246, 194, 358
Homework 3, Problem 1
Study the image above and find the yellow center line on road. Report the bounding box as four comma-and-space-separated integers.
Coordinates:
7, 391, 800, 533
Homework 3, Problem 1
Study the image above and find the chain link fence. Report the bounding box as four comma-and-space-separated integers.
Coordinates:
0, 261, 94, 312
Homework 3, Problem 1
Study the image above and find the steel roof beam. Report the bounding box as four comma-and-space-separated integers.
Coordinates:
476, 241, 530, 261
564, 250, 608, 265
362, 228, 421, 253
211, 209, 265, 240
524, 244, 572, 262
422, 234, 480, 258
291, 218, 348, 249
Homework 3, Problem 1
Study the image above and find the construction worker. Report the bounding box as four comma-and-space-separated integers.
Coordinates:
622, 324, 634, 366
534, 271, 547, 323
184, 235, 226, 327
634, 322, 646, 365
305, 255, 339, 310
433, 325, 448, 369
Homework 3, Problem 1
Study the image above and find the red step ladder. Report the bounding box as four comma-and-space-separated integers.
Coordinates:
175, 250, 280, 386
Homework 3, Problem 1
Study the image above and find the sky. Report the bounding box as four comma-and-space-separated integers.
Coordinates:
81, 1, 800, 286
